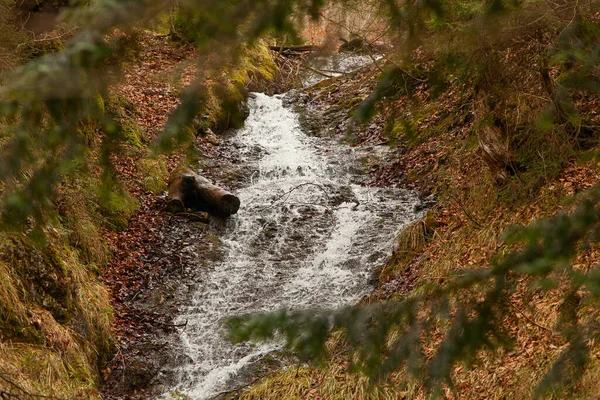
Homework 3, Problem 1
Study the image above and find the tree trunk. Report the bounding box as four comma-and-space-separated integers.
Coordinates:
540, 64, 569, 125
167, 169, 240, 217
475, 91, 513, 185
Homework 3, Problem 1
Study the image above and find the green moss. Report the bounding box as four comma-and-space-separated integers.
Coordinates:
237, 40, 277, 85
98, 189, 139, 231
345, 96, 365, 108
206, 234, 221, 245
168, 392, 193, 400
192, 40, 276, 135
150, 12, 173, 36
18, 38, 64, 62
94, 94, 105, 115
137, 157, 169, 194
105, 95, 137, 116
102, 95, 146, 148
121, 122, 144, 148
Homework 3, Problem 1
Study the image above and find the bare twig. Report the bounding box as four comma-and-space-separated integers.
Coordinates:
0, 373, 67, 400
503, 2, 573, 31
444, 191, 483, 228
558, 0, 580, 38
318, 12, 427, 81
16, 28, 78, 50
504, 296, 554, 334
176, 212, 210, 223
270, 182, 331, 208
269, 45, 316, 53
302, 64, 336, 79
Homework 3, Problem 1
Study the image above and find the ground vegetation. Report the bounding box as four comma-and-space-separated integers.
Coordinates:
1, 0, 600, 398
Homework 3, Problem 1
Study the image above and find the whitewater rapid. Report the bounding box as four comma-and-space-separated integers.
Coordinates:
162, 92, 422, 398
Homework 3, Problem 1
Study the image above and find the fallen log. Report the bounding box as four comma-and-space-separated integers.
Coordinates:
167, 168, 240, 217
268, 45, 316, 53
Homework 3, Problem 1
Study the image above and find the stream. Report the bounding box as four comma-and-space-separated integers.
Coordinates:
159, 90, 422, 399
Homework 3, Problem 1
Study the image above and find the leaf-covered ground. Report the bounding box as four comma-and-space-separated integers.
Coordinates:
99, 33, 233, 398
99, 29, 600, 399
241, 52, 600, 399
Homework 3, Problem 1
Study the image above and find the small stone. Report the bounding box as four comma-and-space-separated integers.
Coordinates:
205, 131, 221, 146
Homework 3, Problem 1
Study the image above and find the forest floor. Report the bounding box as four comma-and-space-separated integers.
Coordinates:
241, 58, 600, 399
99, 31, 600, 400
99, 33, 234, 398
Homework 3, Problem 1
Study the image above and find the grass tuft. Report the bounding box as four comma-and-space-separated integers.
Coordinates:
137, 156, 169, 194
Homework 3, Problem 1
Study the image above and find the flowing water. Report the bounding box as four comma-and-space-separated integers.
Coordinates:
161, 92, 422, 399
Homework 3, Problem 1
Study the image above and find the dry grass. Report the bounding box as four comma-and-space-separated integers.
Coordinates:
61, 242, 114, 357
0, 204, 113, 399
240, 364, 425, 400
76, 280, 114, 358
0, 341, 100, 399
0, 262, 26, 328
380, 213, 438, 282
241, 17, 600, 395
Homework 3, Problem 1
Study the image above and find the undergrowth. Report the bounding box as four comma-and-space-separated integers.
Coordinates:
239, 8, 600, 399
0, 111, 136, 397
0, 231, 114, 398
1, 20, 279, 395
0, 27, 138, 394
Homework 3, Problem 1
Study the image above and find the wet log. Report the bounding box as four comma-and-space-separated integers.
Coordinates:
167, 169, 240, 217
268, 45, 316, 53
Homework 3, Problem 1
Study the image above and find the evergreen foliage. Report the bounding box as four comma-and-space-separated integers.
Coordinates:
227, 1, 600, 397
229, 185, 600, 396
1, 0, 600, 396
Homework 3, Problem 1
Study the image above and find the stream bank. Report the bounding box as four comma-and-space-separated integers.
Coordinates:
100, 42, 425, 399
155, 92, 422, 399
99, 34, 276, 399
238, 33, 600, 399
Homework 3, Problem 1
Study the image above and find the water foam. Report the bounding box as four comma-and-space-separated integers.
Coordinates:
162, 93, 421, 398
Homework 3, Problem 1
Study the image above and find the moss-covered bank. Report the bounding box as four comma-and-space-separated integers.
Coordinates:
0, 27, 277, 398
